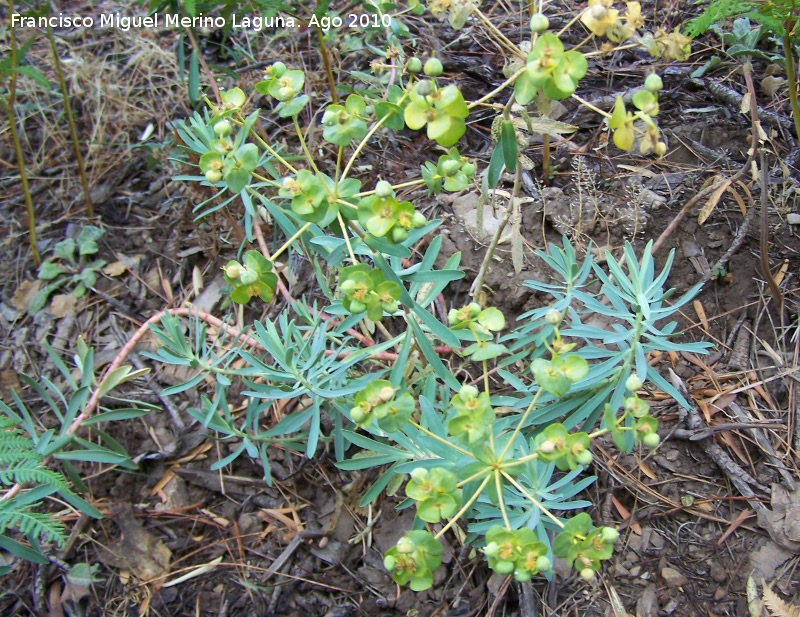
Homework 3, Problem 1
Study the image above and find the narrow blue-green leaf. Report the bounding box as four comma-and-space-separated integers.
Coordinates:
188, 49, 200, 104
0, 535, 48, 564
408, 319, 460, 391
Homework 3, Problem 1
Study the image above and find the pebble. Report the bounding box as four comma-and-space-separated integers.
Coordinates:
661, 566, 688, 587
788, 213, 800, 225
710, 562, 728, 583
714, 586, 728, 601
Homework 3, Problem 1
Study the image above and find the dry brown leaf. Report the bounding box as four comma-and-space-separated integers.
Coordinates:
606, 583, 634, 617
693, 299, 709, 333
761, 75, 787, 97
50, 294, 77, 319
611, 495, 642, 535
11, 279, 41, 312
698, 176, 732, 225
726, 184, 748, 216
763, 581, 800, 617
103, 260, 128, 277
747, 576, 762, 617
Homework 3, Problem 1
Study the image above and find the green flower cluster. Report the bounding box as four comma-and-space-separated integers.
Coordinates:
483, 526, 552, 581
199, 91, 261, 194
604, 373, 661, 449
255, 62, 308, 117
279, 170, 360, 227
552, 513, 619, 581
531, 352, 589, 397
339, 264, 402, 321
349, 380, 415, 433
322, 94, 369, 147
383, 530, 443, 591
357, 182, 427, 243
421, 147, 476, 194
404, 80, 469, 147
447, 385, 495, 445
222, 250, 278, 304
406, 467, 462, 523
608, 73, 665, 156
533, 423, 593, 470
515, 33, 588, 105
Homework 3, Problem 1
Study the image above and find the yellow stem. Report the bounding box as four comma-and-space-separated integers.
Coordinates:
571, 93, 611, 119
435, 475, 492, 540
498, 388, 544, 461
294, 116, 320, 175
468, 67, 527, 110
337, 211, 358, 264
410, 422, 473, 457
474, 9, 525, 59
501, 471, 564, 528
270, 221, 312, 261
495, 471, 512, 529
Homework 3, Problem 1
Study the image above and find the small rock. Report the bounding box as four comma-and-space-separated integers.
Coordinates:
649, 531, 665, 551
664, 448, 680, 462
629, 565, 641, 577
788, 213, 800, 225
714, 586, 728, 601
661, 566, 687, 588
710, 562, 727, 583
614, 564, 630, 577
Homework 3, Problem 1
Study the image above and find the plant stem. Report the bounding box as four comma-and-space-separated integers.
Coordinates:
467, 66, 527, 110
315, 24, 338, 105
338, 211, 358, 264
6, 7, 40, 266
46, 26, 93, 219
502, 471, 564, 528
495, 471, 512, 529
339, 111, 394, 182
498, 388, 544, 461
474, 9, 525, 59
435, 475, 492, 539
784, 28, 800, 141
271, 221, 312, 261
294, 116, 320, 175
410, 421, 472, 457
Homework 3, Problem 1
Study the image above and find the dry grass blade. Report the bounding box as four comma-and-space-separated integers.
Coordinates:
697, 175, 731, 225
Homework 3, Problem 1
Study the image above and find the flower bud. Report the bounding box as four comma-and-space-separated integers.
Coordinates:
238, 267, 258, 286
349, 299, 367, 313
575, 450, 593, 467
441, 159, 460, 176
644, 73, 663, 93
424, 57, 444, 77
213, 120, 232, 137
654, 141, 667, 157
383, 554, 397, 570
590, 4, 607, 19
224, 262, 241, 280
391, 226, 409, 243
462, 162, 476, 177
410, 468, 428, 482
269, 61, 287, 78
205, 169, 223, 184
411, 212, 427, 228
407, 57, 423, 73
601, 527, 620, 544
536, 555, 552, 572
494, 559, 515, 575
459, 384, 479, 400
396, 536, 415, 554
580, 567, 595, 582
416, 80, 434, 97
642, 432, 660, 448
378, 386, 396, 402
544, 308, 563, 325
625, 374, 643, 392
375, 180, 393, 198
539, 439, 556, 454
340, 279, 357, 296
529, 13, 549, 33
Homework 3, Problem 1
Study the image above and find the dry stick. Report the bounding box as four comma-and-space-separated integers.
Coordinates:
742, 61, 784, 313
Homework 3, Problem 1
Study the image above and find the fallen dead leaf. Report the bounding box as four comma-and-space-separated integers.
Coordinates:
50, 294, 77, 319
103, 260, 128, 277
757, 484, 800, 552
96, 503, 171, 582
763, 580, 800, 617
11, 279, 41, 312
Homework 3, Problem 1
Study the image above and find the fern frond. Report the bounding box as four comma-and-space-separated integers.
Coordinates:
0, 458, 72, 492
0, 498, 66, 546
685, 0, 756, 37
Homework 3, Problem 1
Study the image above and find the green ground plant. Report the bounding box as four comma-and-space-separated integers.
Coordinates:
0, 341, 153, 572
687, 0, 800, 139
26, 226, 107, 316
150, 0, 710, 589
1, 0, 708, 590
